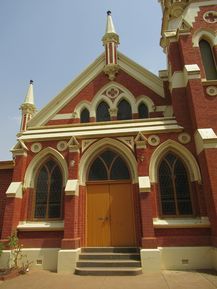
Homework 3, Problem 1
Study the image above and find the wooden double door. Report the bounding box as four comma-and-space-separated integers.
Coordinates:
87, 182, 136, 247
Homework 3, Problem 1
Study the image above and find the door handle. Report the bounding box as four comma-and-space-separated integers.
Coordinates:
98, 217, 109, 221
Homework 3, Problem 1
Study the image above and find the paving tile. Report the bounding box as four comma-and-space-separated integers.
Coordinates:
163, 270, 217, 289
102, 273, 169, 289
0, 269, 217, 289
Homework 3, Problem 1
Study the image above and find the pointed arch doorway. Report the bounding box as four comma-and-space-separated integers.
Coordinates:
86, 150, 136, 247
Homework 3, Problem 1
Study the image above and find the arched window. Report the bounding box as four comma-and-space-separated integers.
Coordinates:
80, 108, 90, 123
96, 101, 110, 122
199, 39, 217, 80
138, 103, 149, 119
158, 153, 193, 217
88, 150, 130, 181
117, 99, 132, 120
34, 159, 63, 219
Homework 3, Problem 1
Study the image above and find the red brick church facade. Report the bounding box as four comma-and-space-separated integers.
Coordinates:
0, 1, 217, 272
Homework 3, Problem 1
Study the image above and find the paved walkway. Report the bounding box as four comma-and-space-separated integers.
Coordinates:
0, 269, 217, 289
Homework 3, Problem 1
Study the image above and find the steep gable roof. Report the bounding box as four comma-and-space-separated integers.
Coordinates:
28, 52, 164, 127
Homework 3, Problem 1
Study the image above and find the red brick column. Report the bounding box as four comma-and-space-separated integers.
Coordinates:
135, 135, 157, 248
1, 154, 27, 239
198, 149, 217, 246
61, 139, 81, 249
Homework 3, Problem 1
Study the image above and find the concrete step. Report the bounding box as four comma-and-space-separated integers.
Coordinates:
77, 260, 141, 267
75, 267, 143, 276
81, 247, 140, 253
79, 253, 140, 260
75, 247, 142, 276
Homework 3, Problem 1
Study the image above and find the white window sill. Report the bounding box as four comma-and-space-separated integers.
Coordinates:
153, 217, 210, 228
17, 221, 64, 231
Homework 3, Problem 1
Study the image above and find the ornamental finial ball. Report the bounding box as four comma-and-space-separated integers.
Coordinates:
107, 11, 111, 16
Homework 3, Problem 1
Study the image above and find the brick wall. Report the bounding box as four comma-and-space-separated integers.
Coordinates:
0, 168, 13, 237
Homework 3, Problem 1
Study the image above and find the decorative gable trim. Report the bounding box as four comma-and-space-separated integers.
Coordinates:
11, 140, 29, 156
28, 54, 105, 127
26, 52, 164, 127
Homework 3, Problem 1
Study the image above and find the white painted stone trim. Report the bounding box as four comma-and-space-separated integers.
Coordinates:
79, 137, 138, 185
192, 29, 217, 47
140, 249, 161, 272
149, 139, 201, 183
194, 128, 217, 154
169, 65, 201, 92
65, 179, 79, 196
138, 176, 151, 193
24, 147, 68, 188
19, 118, 183, 141
52, 113, 74, 120
153, 217, 210, 228
118, 55, 164, 98
159, 246, 213, 270
57, 249, 81, 273
6, 182, 22, 199
17, 221, 64, 231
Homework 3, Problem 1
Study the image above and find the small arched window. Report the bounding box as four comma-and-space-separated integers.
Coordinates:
34, 159, 63, 220
199, 39, 217, 80
80, 108, 90, 123
138, 103, 149, 119
88, 150, 130, 181
117, 99, 132, 120
96, 101, 110, 122
158, 153, 193, 217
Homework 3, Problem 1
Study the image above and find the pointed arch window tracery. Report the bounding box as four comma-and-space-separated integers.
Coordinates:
117, 99, 132, 120
138, 102, 149, 119
158, 152, 193, 217
34, 158, 63, 220
80, 108, 90, 123
88, 150, 130, 181
96, 101, 110, 122
199, 39, 217, 80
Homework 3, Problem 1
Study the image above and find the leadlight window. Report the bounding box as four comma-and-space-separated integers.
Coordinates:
199, 39, 217, 80
158, 153, 193, 216
34, 159, 63, 219
96, 101, 110, 122
138, 103, 149, 119
117, 99, 132, 120
88, 150, 130, 181
80, 108, 90, 123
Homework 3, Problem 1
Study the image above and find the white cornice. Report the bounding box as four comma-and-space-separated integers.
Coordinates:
28, 52, 164, 127
18, 118, 183, 141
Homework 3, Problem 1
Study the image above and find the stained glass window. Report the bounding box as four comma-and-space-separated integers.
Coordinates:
80, 108, 90, 123
138, 103, 149, 119
199, 39, 217, 80
34, 159, 63, 219
88, 150, 130, 181
117, 99, 132, 120
158, 153, 193, 216
96, 102, 110, 122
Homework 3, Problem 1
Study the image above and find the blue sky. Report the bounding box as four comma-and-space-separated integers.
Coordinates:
0, 0, 166, 161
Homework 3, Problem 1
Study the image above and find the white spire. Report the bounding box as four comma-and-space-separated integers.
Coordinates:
105, 11, 117, 34
20, 80, 36, 131
24, 80, 34, 105
102, 11, 120, 81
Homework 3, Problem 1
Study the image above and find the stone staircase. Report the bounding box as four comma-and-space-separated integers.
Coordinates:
75, 247, 142, 276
